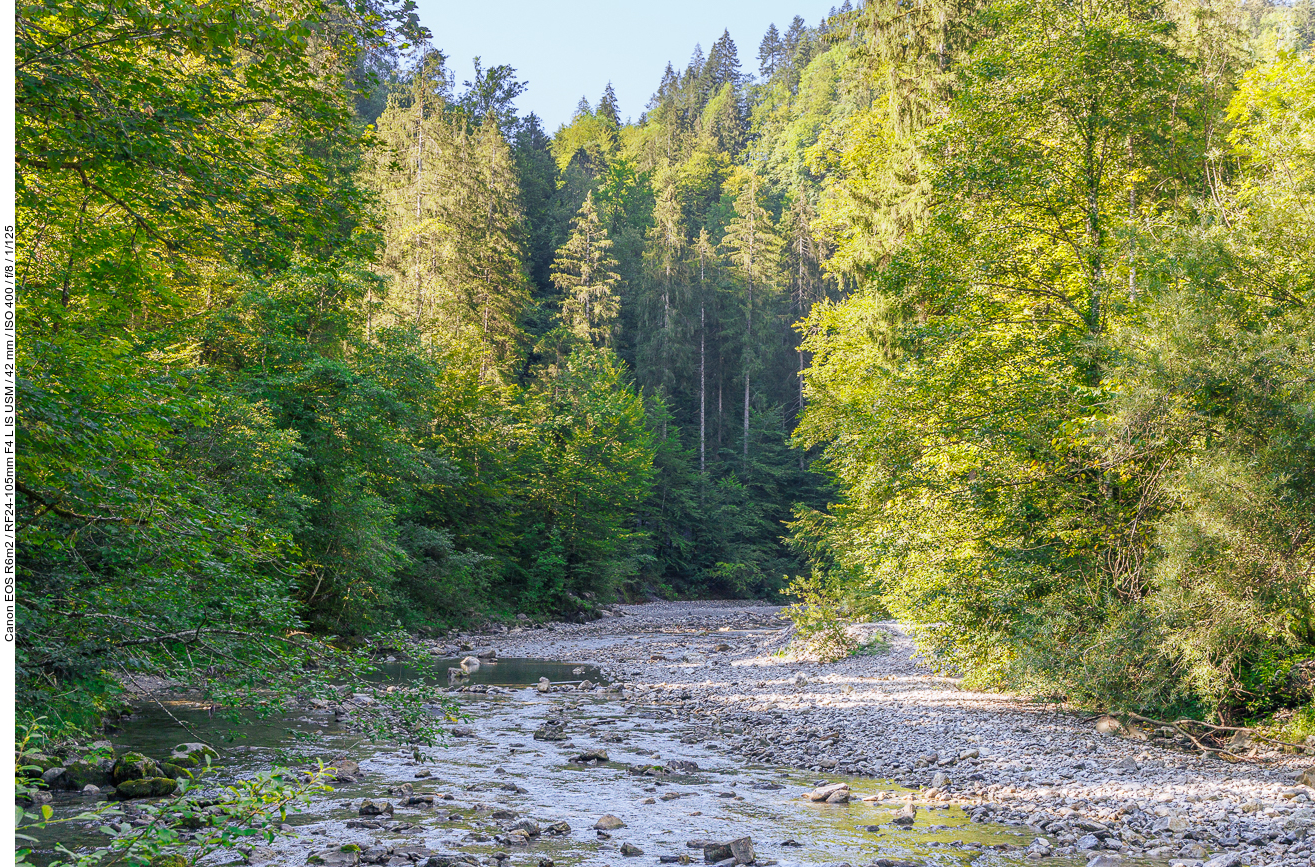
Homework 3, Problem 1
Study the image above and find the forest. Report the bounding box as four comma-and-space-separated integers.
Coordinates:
13, 0, 1315, 734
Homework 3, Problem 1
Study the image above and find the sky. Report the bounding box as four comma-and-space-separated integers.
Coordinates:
411, 0, 842, 131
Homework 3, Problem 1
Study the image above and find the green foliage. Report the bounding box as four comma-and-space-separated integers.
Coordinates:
792, 0, 1315, 720
16, 721, 331, 867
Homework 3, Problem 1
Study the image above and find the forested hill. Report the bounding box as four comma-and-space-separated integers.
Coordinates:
15, 0, 1315, 731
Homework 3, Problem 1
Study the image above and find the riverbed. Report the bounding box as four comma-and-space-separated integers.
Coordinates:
33, 654, 1045, 867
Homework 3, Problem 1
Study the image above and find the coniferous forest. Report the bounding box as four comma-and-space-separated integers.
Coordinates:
15, 0, 1315, 732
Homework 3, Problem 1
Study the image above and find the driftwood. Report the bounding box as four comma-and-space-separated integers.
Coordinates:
1118, 712, 1307, 762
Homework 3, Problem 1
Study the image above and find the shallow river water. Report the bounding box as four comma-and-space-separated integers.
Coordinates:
34, 658, 1063, 867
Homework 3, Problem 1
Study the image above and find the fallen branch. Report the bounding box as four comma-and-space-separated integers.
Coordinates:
1120, 712, 1308, 761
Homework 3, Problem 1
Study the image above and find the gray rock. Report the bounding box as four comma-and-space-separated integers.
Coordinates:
1203, 856, 1242, 867
573, 748, 609, 763
41, 767, 70, 790
1076, 835, 1101, 851
359, 799, 394, 817
593, 814, 626, 831
460, 656, 481, 673
621, 843, 644, 857
1113, 757, 1139, 772
930, 771, 949, 789
332, 758, 360, 782
890, 803, 916, 826
727, 837, 754, 864
703, 844, 733, 863
1086, 857, 1122, 867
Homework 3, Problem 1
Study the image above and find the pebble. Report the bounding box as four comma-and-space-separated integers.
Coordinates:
458, 601, 1315, 867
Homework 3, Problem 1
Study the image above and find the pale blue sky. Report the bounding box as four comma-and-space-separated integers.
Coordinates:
412, 0, 841, 131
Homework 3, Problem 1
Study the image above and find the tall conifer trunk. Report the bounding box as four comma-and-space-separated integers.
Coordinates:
700, 304, 706, 477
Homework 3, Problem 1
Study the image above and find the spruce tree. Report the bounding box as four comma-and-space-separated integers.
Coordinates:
758, 24, 785, 78
598, 82, 621, 126
552, 192, 622, 348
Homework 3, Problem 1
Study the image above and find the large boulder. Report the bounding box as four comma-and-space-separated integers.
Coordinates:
159, 763, 194, 781
167, 743, 217, 769
113, 777, 179, 799
65, 760, 112, 789
112, 752, 163, 785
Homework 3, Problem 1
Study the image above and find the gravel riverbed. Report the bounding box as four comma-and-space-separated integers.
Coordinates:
431, 601, 1315, 867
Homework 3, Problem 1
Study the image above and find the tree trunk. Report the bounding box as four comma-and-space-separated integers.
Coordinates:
700, 304, 706, 477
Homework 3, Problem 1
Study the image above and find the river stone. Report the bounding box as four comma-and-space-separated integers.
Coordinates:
1203, 856, 1242, 867
1087, 856, 1122, 867
534, 721, 567, 741
159, 762, 194, 781
703, 844, 734, 862
41, 767, 70, 790
621, 843, 644, 857
506, 830, 531, 846
536, 677, 552, 693
65, 760, 111, 789
111, 752, 162, 785
450, 726, 475, 737
509, 819, 541, 836
727, 837, 754, 864
930, 771, 949, 789
666, 759, 699, 774
169, 743, 217, 767
544, 821, 571, 835
23, 753, 61, 774
307, 850, 360, 866
1095, 716, 1126, 736
332, 758, 360, 782
1076, 834, 1101, 850
593, 814, 626, 830
460, 656, 481, 673
890, 803, 916, 826
806, 783, 849, 802
359, 799, 394, 817
574, 748, 609, 763
112, 777, 178, 799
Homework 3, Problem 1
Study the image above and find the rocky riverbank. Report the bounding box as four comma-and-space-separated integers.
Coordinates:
428, 601, 1315, 867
